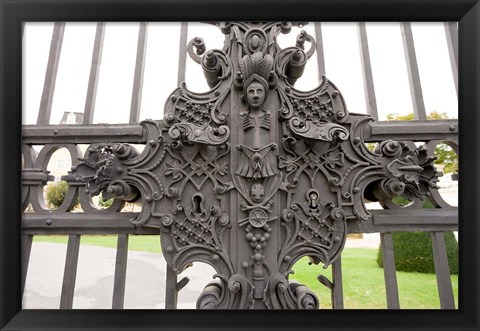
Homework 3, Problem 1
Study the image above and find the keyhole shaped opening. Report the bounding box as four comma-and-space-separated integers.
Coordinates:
193, 194, 203, 214
308, 192, 318, 209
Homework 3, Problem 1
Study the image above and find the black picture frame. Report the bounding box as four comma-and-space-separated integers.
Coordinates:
1, 0, 479, 330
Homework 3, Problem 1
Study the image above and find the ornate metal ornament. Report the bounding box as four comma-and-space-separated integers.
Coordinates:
66, 22, 438, 309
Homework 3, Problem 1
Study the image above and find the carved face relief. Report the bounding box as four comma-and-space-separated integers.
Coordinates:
246, 81, 266, 110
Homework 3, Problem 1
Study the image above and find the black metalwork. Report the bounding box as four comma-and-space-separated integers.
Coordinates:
22, 22, 456, 310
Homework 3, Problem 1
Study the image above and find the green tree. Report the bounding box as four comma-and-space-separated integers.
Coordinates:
98, 196, 114, 208
386, 111, 458, 174
386, 112, 415, 121
377, 230, 458, 274
45, 180, 79, 209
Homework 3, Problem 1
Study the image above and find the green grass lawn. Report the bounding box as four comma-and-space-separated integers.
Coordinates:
289, 248, 458, 309
33, 235, 458, 309
34, 234, 161, 253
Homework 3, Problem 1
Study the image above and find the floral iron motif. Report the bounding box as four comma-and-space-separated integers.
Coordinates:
66, 22, 439, 309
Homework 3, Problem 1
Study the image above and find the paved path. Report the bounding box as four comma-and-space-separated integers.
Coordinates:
23, 242, 217, 309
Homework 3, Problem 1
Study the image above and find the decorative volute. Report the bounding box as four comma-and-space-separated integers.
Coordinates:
66, 22, 438, 309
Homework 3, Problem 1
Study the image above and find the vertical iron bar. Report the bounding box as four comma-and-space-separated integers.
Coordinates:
177, 22, 188, 85
129, 22, 148, 123
400, 22, 427, 120
357, 22, 379, 120
37, 22, 66, 125
165, 264, 179, 309
431, 231, 455, 308
228, 26, 241, 279
380, 232, 400, 309
83, 22, 105, 124
332, 257, 344, 309
444, 22, 458, 96
112, 234, 129, 309
60, 234, 81, 309
314, 22, 326, 77
21, 234, 33, 296
164, 22, 189, 309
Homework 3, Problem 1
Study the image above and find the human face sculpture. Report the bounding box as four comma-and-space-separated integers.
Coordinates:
246, 81, 266, 109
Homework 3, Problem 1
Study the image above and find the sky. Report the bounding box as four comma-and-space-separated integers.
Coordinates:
22, 22, 458, 125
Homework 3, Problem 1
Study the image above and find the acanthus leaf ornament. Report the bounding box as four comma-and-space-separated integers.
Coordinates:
288, 117, 349, 143
65, 22, 440, 309
168, 122, 230, 145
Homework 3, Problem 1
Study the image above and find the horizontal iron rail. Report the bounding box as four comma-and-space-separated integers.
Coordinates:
22, 212, 159, 235
366, 119, 458, 142
21, 119, 458, 145
22, 208, 457, 235
22, 124, 146, 144
350, 208, 458, 234
371, 208, 458, 225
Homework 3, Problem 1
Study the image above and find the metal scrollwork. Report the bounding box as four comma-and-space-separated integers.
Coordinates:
264, 273, 319, 309
63, 22, 439, 309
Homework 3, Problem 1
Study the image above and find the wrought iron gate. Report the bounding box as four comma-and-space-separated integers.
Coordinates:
22, 21, 458, 309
